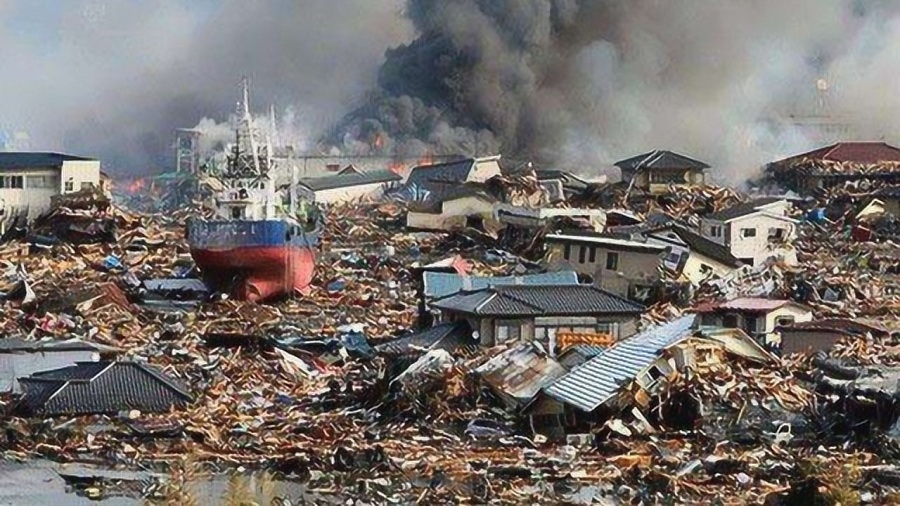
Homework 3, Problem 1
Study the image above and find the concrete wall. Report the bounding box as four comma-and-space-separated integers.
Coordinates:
0, 350, 99, 393
313, 182, 395, 205
547, 242, 662, 297
0, 168, 60, 219
59, 160, 101, 193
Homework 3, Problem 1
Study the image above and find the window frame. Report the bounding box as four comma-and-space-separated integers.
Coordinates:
605, 251, 619, 271
741, 227, 757, 238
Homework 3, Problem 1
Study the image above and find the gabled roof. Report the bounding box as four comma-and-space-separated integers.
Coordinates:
299, 169, 401, 192
18, 361, 192, 416
544, 316, 696, 412
545, 233, 669, 254
615, 150, 710, 171
657, 225, 741, 267
772, 142, 900, 166
0, 152, 96, 170
704, 197, 787, 222
406, 155, 501, 187
432, 284, 645, 317
423, 271, 579, 300
375, 321, 478, 357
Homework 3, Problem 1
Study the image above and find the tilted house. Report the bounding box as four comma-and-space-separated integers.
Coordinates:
432, 284, 645, 356
699, 198, 798, 267
544, 233, 668, 300
405, 155, 503, 199
406, 185, 499, 231
615, 150, 709, 195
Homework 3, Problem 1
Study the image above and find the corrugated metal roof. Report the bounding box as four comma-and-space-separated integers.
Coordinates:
375, 321, 478, 356
423, 271, 578, 299
695, 297, 809, 313
544, 315, 696, 412
142, 278, 209, 293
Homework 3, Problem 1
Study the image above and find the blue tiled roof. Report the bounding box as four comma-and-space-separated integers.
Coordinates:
543, 315, 696, 412
423, 271, 579, 300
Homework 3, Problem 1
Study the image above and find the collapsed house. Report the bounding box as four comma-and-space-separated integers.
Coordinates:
0, 338, 119, 393
767, 142, 900, 195
404, 156, 503, 200
405, 185, 499, 232
544, 232, 668, 299
530, 316, 775, 438
644, 223, 743, 285
777, 318, 894, 354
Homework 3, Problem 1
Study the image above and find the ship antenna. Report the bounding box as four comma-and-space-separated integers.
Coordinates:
239, 76, 262, 176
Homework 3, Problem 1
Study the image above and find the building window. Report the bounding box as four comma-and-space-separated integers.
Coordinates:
606, 252, 619, 271
710, 225, 722, 238
26, 175, 56, 189
699, 264, 713, 275
768, 228, 786, 240
740, 228, 757, 238
589, 247, 597, 263
496, 321, 521, 343
563, 243, 571, 260
0, 175, 24, 189
578, 246, 587, 264
230, 207, 245, 219
80, 182, 94, 190
775, 316, 795, 327
647, 365, 665, 384
64, 179, 74, 192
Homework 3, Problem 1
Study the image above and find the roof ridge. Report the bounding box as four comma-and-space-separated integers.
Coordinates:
131, 362, 193, 400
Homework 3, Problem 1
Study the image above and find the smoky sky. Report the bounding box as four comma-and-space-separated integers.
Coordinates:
4, 1, 900, 182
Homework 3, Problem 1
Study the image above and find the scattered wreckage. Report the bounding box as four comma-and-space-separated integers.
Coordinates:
5, 163, 900, 503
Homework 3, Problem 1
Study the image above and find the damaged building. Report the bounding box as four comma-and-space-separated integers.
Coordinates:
767, 142, 900, 195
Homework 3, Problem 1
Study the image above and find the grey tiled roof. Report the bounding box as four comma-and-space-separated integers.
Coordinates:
299, 169, 401, 191
615, 150, 710, 171
705, 197, 786, 222
432, 284, 645, 317
19, 361, 192, 416
0, 152, 95, 170
375, 321, 478, 357
544, 315, 696, 412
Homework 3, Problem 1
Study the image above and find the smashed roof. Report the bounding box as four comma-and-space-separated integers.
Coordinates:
779, 318, 892, 337
18, 361, 192, 416
299, 169, 402, 192
544, 316, 696, 412
375, 321, 478, 357
406, 156, 501, 187
423, 271, 579, 300
704, 198, 788, 222
0, 338, 102, 353
432, 284, 645, 317
474, 344, 567, 409
615, 150, 710, 171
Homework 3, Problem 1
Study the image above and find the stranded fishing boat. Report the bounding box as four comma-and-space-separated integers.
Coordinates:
186, 81, 320, 301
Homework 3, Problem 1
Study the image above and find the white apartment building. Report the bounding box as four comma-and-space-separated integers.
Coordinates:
0, 152, 102, 220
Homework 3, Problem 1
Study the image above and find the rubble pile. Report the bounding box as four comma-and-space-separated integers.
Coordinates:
8, 172, 900, 503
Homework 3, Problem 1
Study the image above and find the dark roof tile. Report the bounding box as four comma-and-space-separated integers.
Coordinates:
300, 169, 401, 191
615, 150, 710, 171
433, 284, 645, 317
0, 152, 95, 170
704, 197, 787, 222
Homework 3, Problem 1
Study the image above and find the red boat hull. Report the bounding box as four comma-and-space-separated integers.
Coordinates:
191, 246, 316, 302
